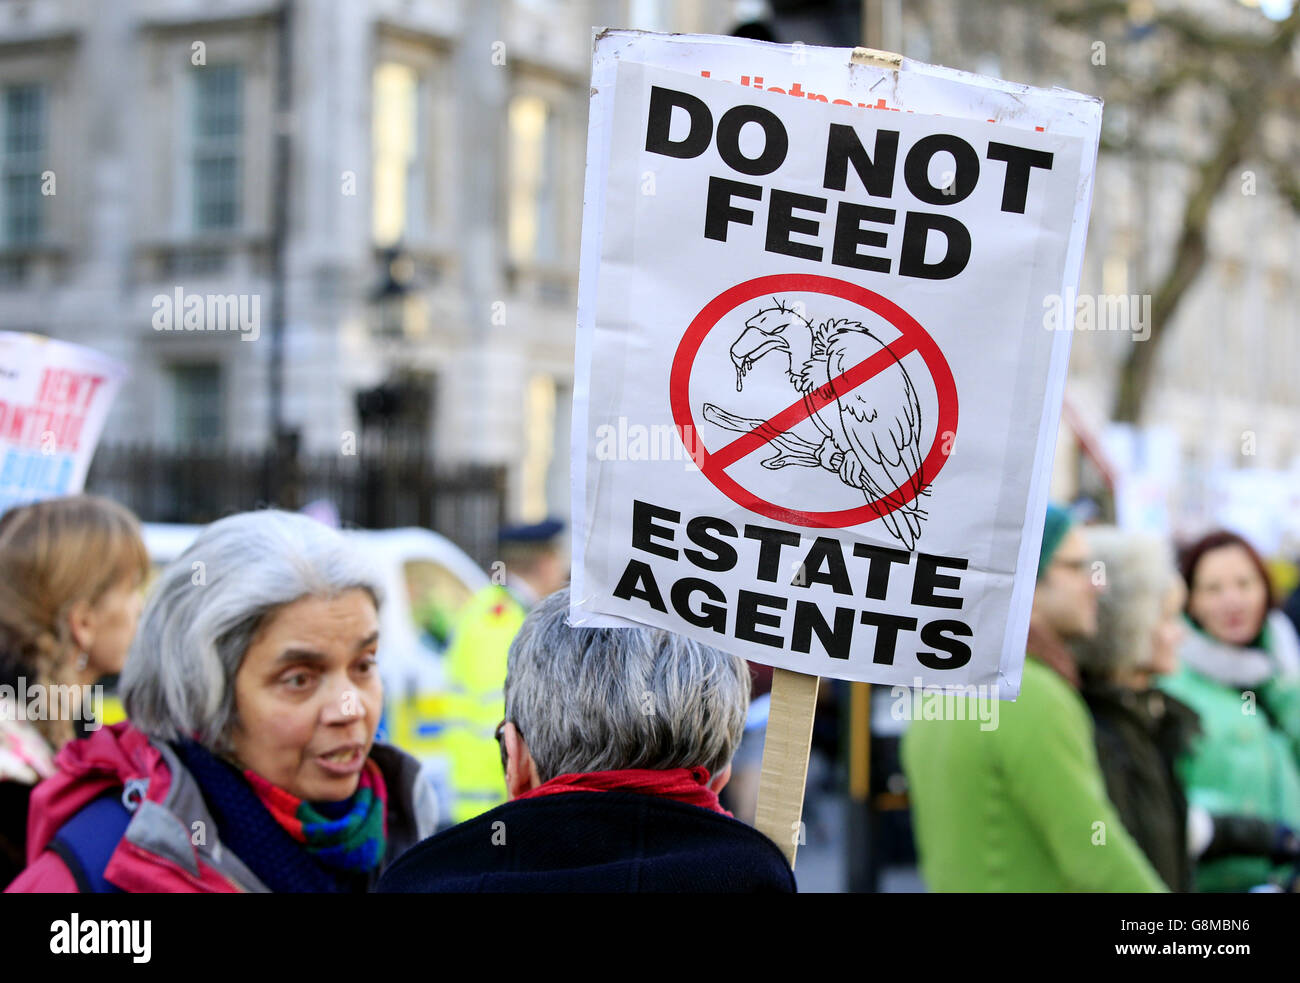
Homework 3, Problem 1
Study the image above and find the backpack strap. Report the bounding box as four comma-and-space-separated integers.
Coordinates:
48, 792, 132, 894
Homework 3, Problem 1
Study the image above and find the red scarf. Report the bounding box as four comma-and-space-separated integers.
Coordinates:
515, 766, 732, 816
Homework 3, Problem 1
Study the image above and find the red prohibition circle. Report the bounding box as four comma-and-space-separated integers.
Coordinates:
669, 273, 958, 529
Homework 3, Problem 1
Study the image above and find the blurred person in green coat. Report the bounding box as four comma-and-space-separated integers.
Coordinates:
902, 504, 1166, 892
1157, 530, 1300, 892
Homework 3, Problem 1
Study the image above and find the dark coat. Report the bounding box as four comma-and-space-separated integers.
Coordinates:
377, 790, 797, 893
0, 660, 54, 889
1082, 680, 1199, 892
0, 780, 31, 888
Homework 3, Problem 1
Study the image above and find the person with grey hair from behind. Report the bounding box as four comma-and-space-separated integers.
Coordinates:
1072, 526, 1300, 892
8, 509, 437, 893
377, 588, 796, 892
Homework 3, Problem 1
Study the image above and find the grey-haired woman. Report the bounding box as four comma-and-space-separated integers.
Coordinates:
7, 510, 436, 893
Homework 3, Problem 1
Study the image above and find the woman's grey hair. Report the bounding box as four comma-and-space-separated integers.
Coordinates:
505, 589, 751, 782
121, 510, 384, 750
1071, 525, 1180, 677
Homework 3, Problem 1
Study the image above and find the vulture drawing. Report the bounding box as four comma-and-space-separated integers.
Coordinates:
709, 300, 930, 550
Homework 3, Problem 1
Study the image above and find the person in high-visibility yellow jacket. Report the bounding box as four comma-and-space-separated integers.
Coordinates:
442, 519, 566, 824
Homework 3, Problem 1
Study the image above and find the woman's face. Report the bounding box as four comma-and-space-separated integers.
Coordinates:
1148, 579, 1187, 676
1187, 544, 1269, 647
77, 575, 145, 677
230, 589, 383, 802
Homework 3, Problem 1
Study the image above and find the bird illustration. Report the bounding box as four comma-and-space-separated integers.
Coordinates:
721, 299, 930, 549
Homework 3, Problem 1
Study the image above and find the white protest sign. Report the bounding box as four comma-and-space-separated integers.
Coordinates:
0, 333, 128, 514
571, 32, 1102, 698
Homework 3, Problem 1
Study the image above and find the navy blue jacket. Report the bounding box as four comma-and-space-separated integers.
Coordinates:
377, 790, 797, 893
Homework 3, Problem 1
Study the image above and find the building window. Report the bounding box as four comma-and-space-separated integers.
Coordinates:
509, 94, 559, 266
372, 61, 424, 246
171, 364, 224, 446
1, 83, 46, 246
521, 374, 556, 521
192, 65, 243, 232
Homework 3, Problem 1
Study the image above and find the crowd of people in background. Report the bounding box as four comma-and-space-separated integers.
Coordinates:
906, 505, 1300, 893
2, 492, 1299, 891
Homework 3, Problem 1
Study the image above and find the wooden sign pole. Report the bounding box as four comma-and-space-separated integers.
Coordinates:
753, 668, 820, 868
751, 42, 905, 876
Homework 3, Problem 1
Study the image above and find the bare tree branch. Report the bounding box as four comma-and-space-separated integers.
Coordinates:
1112, 2, 1300, 421
1049, 0, 1288, 57
1262, 153, 1300, 213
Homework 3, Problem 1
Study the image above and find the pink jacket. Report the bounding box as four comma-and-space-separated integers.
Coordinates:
9, 722, 265, 892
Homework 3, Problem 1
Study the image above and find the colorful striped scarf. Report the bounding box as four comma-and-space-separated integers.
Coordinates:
243, 759, 389, 874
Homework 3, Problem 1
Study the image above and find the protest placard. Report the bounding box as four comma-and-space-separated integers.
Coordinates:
571, 31, 1101, 707
571, 33, 1108, 863
0, 333, 128, 515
